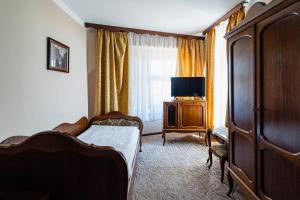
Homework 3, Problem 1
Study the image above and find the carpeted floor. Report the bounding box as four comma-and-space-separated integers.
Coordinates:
133, 133, 244, 200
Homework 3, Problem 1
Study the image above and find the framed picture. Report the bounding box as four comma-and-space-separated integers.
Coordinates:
47, 37, 69, 73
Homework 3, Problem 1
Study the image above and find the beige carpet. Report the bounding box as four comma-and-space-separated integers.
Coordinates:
133, 133, 244, 200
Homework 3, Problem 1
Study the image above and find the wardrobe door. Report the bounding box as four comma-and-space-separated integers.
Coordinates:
228, 27, 256, 193
257, 2, 300, 200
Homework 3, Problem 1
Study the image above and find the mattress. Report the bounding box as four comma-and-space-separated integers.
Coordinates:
77, 125, 139, 177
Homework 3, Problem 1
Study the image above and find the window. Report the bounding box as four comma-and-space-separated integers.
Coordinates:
129, 33, 177, 121
213, 20, 229, 127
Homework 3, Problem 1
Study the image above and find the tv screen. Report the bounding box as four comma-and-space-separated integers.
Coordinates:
171, 77, 205, 97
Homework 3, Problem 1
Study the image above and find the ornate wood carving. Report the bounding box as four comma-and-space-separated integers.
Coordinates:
0, 112, 144, 200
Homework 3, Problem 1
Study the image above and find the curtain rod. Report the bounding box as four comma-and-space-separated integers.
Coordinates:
85, 23, 205, 40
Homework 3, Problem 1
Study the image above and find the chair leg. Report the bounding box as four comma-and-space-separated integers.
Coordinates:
163, 131, 166, 146
220, 158, 225, 183
227, 170, 234, 197
208, 151, 213, 169
139, 140, 142, 152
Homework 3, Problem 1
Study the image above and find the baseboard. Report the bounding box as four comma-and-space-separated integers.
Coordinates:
142, 132, 162, 136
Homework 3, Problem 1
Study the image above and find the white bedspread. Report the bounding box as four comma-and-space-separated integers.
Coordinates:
77, 125, 139, 177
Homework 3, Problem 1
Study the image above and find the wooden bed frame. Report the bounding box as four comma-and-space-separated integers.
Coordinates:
0, 111, 143, 200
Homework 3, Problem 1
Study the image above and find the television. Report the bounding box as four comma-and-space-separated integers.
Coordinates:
171, 77, 205, 97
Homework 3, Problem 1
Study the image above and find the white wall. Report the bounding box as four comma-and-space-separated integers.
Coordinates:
0, 0, 88, 141
143, 120, 163, 134
86, 29, 97, 118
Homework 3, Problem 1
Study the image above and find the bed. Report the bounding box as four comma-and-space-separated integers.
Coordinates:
0, 111, 143, 200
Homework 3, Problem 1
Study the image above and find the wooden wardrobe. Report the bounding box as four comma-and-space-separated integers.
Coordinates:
226, 0, 300, 199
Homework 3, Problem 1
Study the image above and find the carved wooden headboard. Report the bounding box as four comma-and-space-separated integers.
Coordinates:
89, 111, 143, 134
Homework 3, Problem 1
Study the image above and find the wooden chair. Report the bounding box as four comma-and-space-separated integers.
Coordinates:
206, 127, 229, 183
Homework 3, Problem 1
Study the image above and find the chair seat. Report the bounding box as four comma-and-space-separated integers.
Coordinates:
212, 127, 228, 142
210, 144, 228, 159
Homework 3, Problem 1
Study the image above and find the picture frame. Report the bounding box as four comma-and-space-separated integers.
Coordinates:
47, 37, 69, 73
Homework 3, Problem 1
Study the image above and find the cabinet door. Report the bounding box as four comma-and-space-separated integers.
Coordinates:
228, 27, 256, 192
163, 102, 178, 129
178, 101, 206, 129
257, 2, 300, 200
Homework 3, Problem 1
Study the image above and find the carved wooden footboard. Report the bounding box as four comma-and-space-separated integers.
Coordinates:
0, 112, 143, 200
0, 131, 130, 200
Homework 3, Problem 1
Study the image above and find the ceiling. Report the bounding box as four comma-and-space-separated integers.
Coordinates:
61, 0, 241, 35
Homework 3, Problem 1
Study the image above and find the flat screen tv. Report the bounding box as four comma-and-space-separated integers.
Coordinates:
171, 77, 205, 97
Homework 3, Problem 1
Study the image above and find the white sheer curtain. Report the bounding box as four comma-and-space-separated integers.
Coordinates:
213, 20, 228, 127
128, 33, 177, 121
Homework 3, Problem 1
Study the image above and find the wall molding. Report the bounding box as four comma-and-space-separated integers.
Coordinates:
202, 1, 246, 35
52, 0, 84, 27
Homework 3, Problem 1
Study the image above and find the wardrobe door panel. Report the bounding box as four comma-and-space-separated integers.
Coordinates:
228, 27, 255, 191
257, 2, 300, 199
232, 36, 253, 132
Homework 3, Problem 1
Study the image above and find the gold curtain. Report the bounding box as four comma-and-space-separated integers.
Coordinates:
225, 6, 245, 126
176, 38, 205, 77
94, 29, 129, 115
205, 29, 216, 128
226, 6, 245, 33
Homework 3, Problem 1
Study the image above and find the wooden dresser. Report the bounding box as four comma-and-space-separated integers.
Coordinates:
226, 0, 300, 199
162, 100, 207, 145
